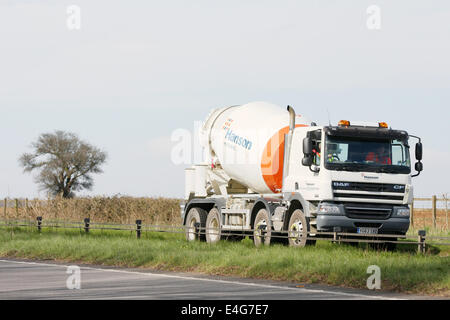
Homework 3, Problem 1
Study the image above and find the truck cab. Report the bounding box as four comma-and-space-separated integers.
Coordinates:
285, 121, 423, 236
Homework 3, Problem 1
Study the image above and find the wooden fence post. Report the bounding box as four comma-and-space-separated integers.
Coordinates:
136, 220, 142, 239
15, 199, 19, 220
333, 227, 341, 243
445, 194, 449, 230
84, 218, 90, 234
3, 198, 6, 221
36, 216, 42, 233
418, 230, 426, 254
432, 195, 437, 229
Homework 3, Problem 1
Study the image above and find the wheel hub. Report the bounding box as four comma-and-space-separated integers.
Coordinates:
254, 219, 267, 240
289, 220, 304, 244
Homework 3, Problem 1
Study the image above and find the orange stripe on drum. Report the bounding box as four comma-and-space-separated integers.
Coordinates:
261, 124, 308, 193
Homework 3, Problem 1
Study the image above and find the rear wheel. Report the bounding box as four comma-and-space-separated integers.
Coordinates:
253, 209, 271, 247
185, 207, 207, 242
206, 208, 223, 244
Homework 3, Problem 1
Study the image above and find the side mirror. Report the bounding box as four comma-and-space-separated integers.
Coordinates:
410, 135, 423, 178
303, 137, 312, 156
415, 142, 423, 161
415, 161, 423, 172
302, 156, 313, 167
412, 161, 423, 177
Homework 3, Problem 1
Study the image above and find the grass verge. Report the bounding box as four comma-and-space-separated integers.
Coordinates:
0, 227, 448, 296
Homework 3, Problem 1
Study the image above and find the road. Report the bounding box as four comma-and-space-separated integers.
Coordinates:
0, 258, 429, 300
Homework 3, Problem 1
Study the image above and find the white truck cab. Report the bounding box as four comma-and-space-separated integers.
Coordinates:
288, 121, 422, 236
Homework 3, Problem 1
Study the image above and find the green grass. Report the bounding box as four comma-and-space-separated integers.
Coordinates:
0, 227, 449, 296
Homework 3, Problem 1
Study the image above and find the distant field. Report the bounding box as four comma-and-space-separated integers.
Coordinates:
411, 209, 449, 231
1, 197, 181, 225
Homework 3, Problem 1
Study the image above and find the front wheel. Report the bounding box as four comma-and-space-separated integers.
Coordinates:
287, 209, 313, 247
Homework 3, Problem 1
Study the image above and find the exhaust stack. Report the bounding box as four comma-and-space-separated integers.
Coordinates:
287, 105, 296, 132
282, 105, 296, 191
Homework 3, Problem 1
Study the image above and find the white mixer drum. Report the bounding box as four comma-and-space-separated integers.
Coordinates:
202, 102, 310, 194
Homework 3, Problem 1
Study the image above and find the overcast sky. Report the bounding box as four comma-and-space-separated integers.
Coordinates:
0, 0, 449, 199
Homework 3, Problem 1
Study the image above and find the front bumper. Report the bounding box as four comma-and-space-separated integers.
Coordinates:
316, 214, 409, 235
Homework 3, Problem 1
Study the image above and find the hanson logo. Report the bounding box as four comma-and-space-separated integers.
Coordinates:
362, 174, 379, 180
224, 129, 253, 150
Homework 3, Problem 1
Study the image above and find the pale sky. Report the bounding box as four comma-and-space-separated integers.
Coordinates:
0, 0, 449, 199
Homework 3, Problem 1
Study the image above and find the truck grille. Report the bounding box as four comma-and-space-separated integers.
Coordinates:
333, 193, 404, 201
344, 203, 393, 220
332, 181, 405, 202
332, 181, 405, 193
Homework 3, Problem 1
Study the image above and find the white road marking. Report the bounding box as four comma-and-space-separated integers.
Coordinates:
0, 259, 402, 300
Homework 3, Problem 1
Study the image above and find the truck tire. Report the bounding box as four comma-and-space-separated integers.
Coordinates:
287, 209, 309, 247
206, 208, 223, 244
253, 208, 271, 247
185, 207, 207, 242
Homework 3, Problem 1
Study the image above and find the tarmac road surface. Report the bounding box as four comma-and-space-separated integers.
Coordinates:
0, 258, 433, 300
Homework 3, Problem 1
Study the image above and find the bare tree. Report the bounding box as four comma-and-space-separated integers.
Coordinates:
19, 131, 107, 198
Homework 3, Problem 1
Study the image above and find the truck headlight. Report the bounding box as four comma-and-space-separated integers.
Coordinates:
318, 204, 341, 214
396, 208, 410, 217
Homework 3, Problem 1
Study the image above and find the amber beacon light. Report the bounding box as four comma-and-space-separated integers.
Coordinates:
338, 120, 351, 127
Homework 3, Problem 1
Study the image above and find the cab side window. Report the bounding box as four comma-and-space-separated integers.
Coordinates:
308, 130, 322, 166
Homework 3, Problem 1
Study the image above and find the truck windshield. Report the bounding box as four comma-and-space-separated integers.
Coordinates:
325, 136, 411, 174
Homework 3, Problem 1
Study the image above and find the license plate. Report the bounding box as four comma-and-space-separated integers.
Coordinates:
357, 227, 378, 235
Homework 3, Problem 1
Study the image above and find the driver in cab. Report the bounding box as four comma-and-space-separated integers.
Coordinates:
365, 144, 392, 165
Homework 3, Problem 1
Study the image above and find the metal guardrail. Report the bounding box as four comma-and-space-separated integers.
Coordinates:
1, 217, 449, 254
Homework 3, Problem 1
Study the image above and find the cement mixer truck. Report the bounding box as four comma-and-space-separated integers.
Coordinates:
182, 102, 423, 248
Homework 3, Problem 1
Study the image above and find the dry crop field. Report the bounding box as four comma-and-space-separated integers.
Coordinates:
411, 208, 449, 231
1, 197, 182, 225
